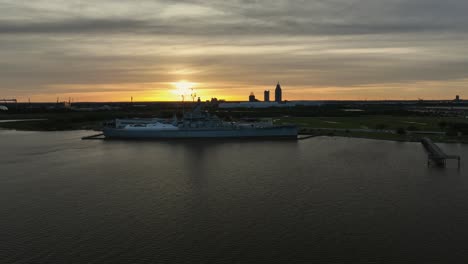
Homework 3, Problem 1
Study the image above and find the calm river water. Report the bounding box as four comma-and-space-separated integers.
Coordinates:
1, 130, 468, 263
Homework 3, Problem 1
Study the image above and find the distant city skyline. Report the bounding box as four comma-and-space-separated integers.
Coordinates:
1, 0, 468, 102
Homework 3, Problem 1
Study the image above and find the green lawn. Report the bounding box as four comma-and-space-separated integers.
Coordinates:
275, 116, 468, 131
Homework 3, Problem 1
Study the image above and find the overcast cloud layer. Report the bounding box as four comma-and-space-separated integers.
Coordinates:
1, 0, 468, 101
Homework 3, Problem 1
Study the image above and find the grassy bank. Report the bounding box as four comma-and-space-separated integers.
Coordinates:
0, 112, 141, 131
280, 116, 468, 143
276, 116, 468, 131
299, 129, 468, 144
1, 112, 468, 143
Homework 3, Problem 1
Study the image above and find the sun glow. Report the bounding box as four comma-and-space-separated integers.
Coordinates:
172, 80, 196, 99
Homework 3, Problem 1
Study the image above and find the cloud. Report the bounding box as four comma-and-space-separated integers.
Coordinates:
1, 0, 467, 36
0, 19, 148, 34
0, 0, 468, 100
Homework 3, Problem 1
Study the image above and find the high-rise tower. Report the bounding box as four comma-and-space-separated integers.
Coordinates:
264, 90, 270, 102
275, 82, 282, 103
249, 92, 256, 102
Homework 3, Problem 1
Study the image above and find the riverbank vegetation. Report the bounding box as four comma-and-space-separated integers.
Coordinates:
275, 116, 468, 133
1, 104, 468, 143
0, 112, 159, 131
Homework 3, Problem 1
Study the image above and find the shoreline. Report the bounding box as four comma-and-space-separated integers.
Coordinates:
299, 129, 468, 144
1, 112, 467, 144
1, 125, 467, 144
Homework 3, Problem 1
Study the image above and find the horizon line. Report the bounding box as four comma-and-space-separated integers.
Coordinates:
5, 98, 465, 104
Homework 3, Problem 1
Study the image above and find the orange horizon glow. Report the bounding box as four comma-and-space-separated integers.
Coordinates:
6, 78, 468, 103
1, 94, 459, 104
3, 2, 468, 105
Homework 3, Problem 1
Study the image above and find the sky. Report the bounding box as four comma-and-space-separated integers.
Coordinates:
1, 0, 468, 102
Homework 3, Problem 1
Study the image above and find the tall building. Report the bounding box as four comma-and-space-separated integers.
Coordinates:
249, 92, 256, 102
264, 90, 270, 102
275, 82, 282, 103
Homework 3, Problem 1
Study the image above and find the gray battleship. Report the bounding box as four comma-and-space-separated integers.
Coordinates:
103, 103, 297, 139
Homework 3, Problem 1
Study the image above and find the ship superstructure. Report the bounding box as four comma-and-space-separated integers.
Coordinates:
103, 103, 297, 139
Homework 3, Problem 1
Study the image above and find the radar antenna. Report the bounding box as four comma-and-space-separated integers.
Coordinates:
191, 88, 197, 102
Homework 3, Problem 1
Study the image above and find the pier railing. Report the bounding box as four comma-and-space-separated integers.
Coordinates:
421, 137, 461, 168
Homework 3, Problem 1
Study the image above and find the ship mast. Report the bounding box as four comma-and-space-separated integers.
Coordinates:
191, 88, 197, 102
181, 94, 185, 117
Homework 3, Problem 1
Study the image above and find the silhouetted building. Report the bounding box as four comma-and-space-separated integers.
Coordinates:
275, 82, 282, 103
455, 95, 460, 102
249, 92, 258, 102
264, 90, 270, 102
207, 98, 225, 104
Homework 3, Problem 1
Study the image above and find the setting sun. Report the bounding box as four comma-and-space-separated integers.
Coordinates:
171, 80, 197, 100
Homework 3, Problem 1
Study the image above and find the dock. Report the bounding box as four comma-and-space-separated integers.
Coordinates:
297, 134, 317, 140
82, 133, 105, 140
421, 137, 461, 168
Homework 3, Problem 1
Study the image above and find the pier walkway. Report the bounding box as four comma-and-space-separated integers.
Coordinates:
82, 133, 105, 140
421, 137, 461, 168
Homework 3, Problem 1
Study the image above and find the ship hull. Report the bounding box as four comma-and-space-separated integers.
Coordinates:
103, 126, 298, 139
